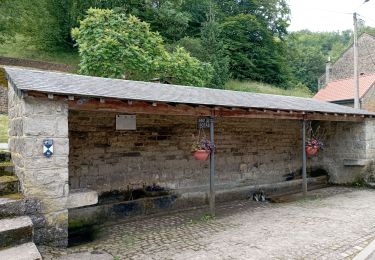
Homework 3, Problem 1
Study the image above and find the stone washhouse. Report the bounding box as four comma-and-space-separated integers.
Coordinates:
4, 67, 375, 248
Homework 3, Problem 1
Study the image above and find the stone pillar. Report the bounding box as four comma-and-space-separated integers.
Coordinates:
8, 83, 69, 247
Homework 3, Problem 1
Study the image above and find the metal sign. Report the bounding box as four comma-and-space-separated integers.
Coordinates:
197, 117, 211, 129
116, 115, 136, 130
43, 139, 54, 158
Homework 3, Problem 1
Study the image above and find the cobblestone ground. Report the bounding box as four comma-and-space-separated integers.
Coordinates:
41, 187, 375, 259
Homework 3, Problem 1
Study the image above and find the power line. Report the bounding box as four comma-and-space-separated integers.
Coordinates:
357, 14, 375, 26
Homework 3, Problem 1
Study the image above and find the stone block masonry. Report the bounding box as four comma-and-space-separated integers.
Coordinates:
0, 84, 7, 114
310, 120, 375, 184
69, 111, 304, 195
8, 83, 69, 247
319, 33, 375, 87
69, 111, 375, 197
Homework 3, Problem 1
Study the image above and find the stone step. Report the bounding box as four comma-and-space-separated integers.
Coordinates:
0, 161, 14, 176
0, 242, 42, 260
0, 216, 33, 249
0, 197, 39, 219
0, 175, 19, 196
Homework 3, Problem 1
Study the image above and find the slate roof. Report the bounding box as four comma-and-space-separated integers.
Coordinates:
314, 73, 375, 102
5, 67, 375, 116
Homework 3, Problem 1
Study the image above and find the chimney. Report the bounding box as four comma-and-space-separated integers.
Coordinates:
325, 56, 331, 85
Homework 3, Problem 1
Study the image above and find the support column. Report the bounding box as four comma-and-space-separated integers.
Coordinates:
209, 116, 215, 215
8, 84, 69, 247
302, 120, 307, 196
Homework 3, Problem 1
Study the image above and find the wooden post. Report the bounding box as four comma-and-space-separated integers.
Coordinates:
209, 116, 215, 215
302, 120, 307, 196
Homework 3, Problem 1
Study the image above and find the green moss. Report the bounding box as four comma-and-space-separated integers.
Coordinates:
1, 193, 23, 200
68, 218, 96, 229
0, 161, 13, 167
0, 175, 17, 183
0, 115, 8, 143
188, 213, 216, 224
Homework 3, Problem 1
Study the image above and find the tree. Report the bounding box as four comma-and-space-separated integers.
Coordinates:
72, 8, 212, 86
200, 5, 229, 88
221, 13, 291, 86
215, 0, 290, 39
286, 30, 352, 92
0, 0, 23, 44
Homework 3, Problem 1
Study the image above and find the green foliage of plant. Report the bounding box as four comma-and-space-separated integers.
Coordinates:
188, 213, 216, 224
0, 35, 79, 69
221, 13, 292, 86
225, 80, 313, 97
200, 8, 229, 88
0, 0, 19, 44
286, 30, 352, 92
352, 176, 366, 188
0, 115, 8, 143
72, 8, 212, 86
4, 0, 370, 93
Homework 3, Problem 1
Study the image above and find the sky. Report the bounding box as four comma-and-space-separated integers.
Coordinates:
288, 0, 375, 32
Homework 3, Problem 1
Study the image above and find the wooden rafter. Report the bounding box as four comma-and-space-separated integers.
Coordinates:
24, 91, 366, 122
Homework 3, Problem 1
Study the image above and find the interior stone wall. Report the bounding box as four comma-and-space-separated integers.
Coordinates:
69, 111, 375, 195
69, 111, 303, 194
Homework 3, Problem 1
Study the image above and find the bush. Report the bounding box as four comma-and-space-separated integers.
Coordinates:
72, 8, 212, 86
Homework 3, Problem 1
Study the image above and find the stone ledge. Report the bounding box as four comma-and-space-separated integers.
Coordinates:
343, 159, 372, 166
0, 242, 42, 260
67, 189, 98, 209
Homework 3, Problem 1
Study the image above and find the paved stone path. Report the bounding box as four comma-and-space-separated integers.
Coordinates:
41, 187, 375, 259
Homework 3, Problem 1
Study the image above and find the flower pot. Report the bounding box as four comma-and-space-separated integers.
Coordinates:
306, 146, 319, 156
192, 150, 210, 161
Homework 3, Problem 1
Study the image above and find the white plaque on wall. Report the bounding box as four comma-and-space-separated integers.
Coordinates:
116, 115, 136, 130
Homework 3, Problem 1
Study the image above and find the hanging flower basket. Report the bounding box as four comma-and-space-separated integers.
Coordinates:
306, 145, 319, 156
305, 137, 323, 156
191, 128, 215, 161
192, 149, 210, 161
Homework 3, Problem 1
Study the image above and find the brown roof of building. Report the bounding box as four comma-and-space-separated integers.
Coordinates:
314, 73, 375, 102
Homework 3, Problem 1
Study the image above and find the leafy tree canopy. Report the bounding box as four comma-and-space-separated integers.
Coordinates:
222, 13, 291, 86
72, 8, 212, 86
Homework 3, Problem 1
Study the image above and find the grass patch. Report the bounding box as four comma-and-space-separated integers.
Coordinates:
225, 80, 313, 98
0, 115, 8, 143
0, 35, 79, 70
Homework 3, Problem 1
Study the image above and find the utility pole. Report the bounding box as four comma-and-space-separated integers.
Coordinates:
353, 12, 360, 109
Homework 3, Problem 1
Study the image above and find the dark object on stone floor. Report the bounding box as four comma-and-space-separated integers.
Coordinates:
250, 190, 267, 202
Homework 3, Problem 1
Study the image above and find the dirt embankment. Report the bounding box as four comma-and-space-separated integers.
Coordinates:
0, 56, 74, 72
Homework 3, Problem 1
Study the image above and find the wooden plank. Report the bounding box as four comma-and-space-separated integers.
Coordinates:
25, 92, 367, 122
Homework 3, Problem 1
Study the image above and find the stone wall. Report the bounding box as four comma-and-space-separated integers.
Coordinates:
362, 86, 375, 111
0, 84, 7, 114
319, 33, 375, 87
69, 111, 375, 196
8, 84, 69, 247
310, 120, 375, 183
69, 111, 304, 195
